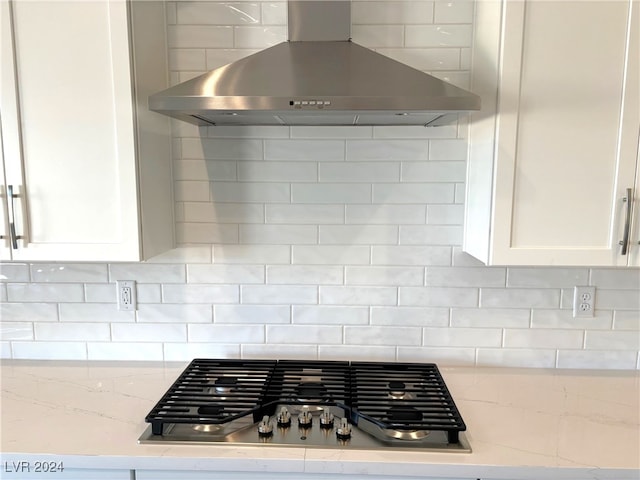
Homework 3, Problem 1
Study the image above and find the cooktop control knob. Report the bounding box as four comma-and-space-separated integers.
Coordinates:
277, 407, 291, 427
319, 408, 334, 428
257, 415, 273, 436
336, 418, 352, 440
298, 409, 312, 428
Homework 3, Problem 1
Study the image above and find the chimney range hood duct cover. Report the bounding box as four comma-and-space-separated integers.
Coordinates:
149, 1, 481, 127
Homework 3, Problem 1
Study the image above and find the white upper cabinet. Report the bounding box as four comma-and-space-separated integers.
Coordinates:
465, 0, 639, 266
0, 0, 173, 261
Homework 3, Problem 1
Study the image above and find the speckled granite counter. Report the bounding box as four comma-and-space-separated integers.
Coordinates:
1, 360, 638, 480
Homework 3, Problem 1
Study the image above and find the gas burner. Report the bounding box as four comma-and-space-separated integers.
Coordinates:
295, 382, 330, 403
207, 376, 237, 395
388, 381, 406, 399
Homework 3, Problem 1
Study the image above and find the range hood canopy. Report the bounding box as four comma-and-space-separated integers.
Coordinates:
149, 1, 481, 127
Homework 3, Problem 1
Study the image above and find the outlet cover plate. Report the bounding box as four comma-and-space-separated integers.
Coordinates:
573, 286, 595, 318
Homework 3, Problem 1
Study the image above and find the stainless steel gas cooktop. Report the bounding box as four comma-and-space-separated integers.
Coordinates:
138, 359, 471, 452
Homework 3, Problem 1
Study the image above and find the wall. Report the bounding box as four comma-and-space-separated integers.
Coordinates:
0, 0, 638, 369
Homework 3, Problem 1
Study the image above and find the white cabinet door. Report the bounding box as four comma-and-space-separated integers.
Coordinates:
0, 0, 173, 262
465, 0, 639, 266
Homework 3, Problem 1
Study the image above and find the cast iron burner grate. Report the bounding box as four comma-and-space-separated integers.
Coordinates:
145, 359, 276, 435
145, 359, 466, 444
349, 362, 466, 444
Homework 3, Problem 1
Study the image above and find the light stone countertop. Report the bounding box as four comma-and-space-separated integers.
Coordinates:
0, 360, 638, 480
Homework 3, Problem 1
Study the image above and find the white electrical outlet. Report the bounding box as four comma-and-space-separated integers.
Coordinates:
573, 286, 595, 318
117, 280, 137, 311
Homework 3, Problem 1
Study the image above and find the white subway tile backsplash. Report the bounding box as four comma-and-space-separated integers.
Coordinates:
531, 309, 612, 330
319, 226, 398, 245
267, 265, 343, 285
184, 203, 264, 223
242, 344, 318, 359
110, 264, 185, 283
0, 264, 29, 282
292, 306, 369, 325
184, 138, 263, 160
434, 0, 474, 24
319, 345, 397, 362
451, 308, 530, 328
292, 184, 371, 204
352, 1, 434, 24
210, 182, 290, 203
401, 161, 466, 183
189, 324, 264, 343
59, 303, 134, 323
347, 140, 429, 161
373, 184, 454, 204
504, 329, 584, 349
241, 285, 318, 304
6, 283, 84, 303
88, 342, 164, 361
137, 304, 213, 323
344, 326, 421, 346
591, 269, 640, 290
35, 322, 110, 341
1, 322, 33, 341
174, 159, 237, 181
163, 342, 240, 361
292, 245, 370, 265
261, 2, 287, 25
481, 288, 561, 309
506, 268, 589, 288
112, 323, 187, 342
556, 350, 638, 370
233, 25, 287, 48
213, 245, 291, 264
370, 306, 449, 326
405, 25, 472, 47
476, 349, 557, 368
240, 225, 318, 244
0, 303, 58, 322
214, 305, 290, 324
12, 341, 87, 360
3, 0, 636, 370
162, 285, 239, 304
238, 161, 317, 182
188, 265, 264, 284
266, 205, 344, 224
176, 223, 239, 244
613, 311, 640, 330
423, 327, 501, 347
265, 140, 345, 161
400, 225, 463, 245
589, 289, 640, 310
176, 2, 261, 25
351, 25, 405, 48
345, 266, 424, 286
397, 347, 476, 365
266, 325, 342, 344
399, 287, 478, 307
372, 245, 451, 266
319, 162, 400, 183
320, 286, 397, 306
584, 330, 640, 350
427, 205, 464, 225
168, 25, 234, 48
346, 205, 426, 225
427, 266, 505, 287
169, 48, 206, 71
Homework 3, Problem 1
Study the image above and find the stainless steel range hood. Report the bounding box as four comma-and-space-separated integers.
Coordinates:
149, 1, 481, 127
